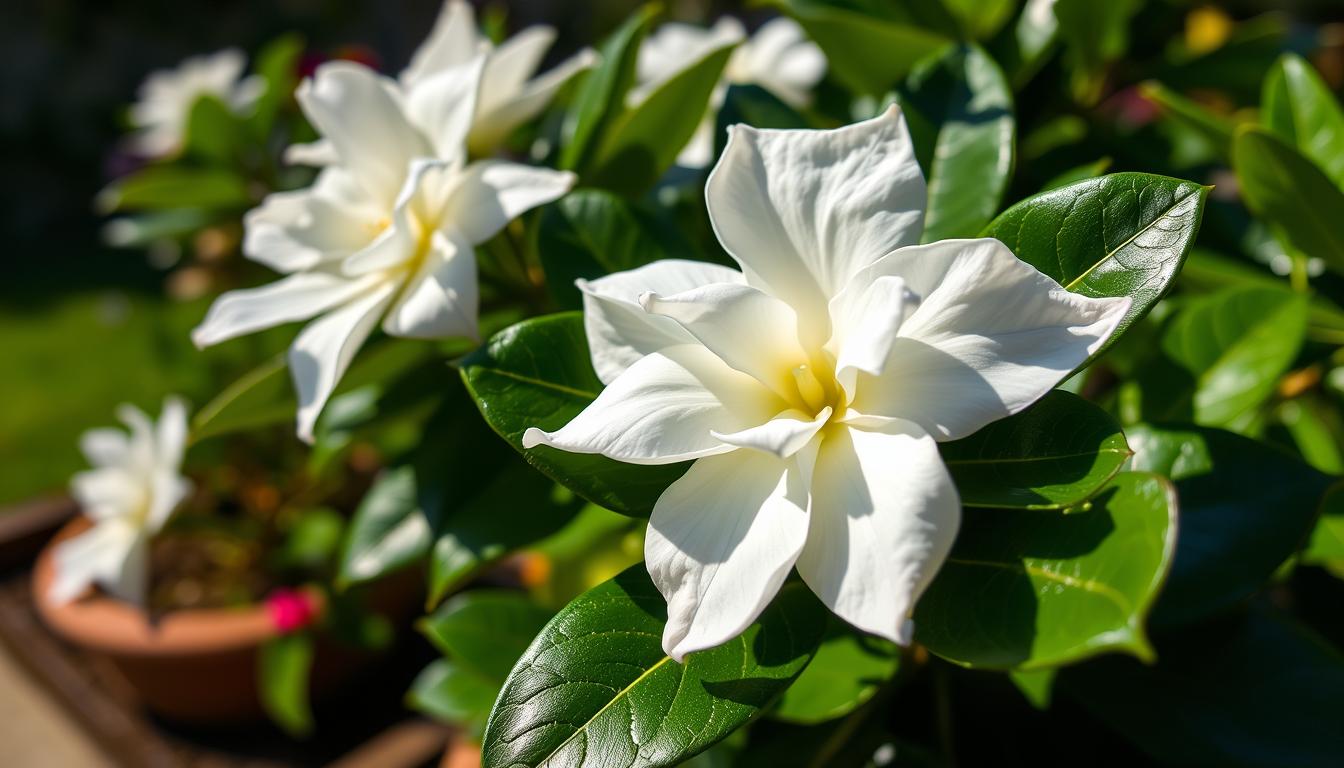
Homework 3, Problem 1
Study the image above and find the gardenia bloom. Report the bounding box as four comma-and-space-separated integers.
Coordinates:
287, 0, 596, 163
193, 51, 576, 441
129, 49, 264, 157
49, 398, 192, 606
633, 16, 826, 167
524, 107, 1130, 660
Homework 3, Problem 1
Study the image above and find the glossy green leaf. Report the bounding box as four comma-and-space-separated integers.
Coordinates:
940, 391, 1130, 511
460, 312, 687, 516
984, 173, 1209, 351
1127, 424, 1331, 625
560, 5, 657, 173
1262, 53, 1344, 192
1160, 286, 1308, 430
538, 189, 698, 310
1053, 0, 1140, 104
899, 44, 1014, 242
258, 632, 314, 737
419, 591, 552, 681
771, 621, 898, 725
481, 566, 828, 768
1009, 669, 1056, 710
1304, 481, 1344, 571
994, 0, 1060, 88
1276, 395, 1344, 474
914, 472, 1178, 670
1140, 81, 1236, 160
764, 0, 951, 96
408, 659, 498, 733
97, 166, 253, 213
1233, 126, 1344, 274
587, 36, 736, 195
1059, 606, 1344, 768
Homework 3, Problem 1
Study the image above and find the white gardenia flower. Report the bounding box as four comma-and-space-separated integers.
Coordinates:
193, 51, 576, 442
633, 16, 826, 168
129, 49, 264, 157
49, 398, 192, 606
524, 107, 1131, 661
286, 0, 596, 164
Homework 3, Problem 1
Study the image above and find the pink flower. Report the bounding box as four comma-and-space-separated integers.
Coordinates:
266, 588, 317, 633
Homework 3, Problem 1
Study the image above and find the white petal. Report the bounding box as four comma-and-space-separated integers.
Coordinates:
795, 420, 959, 644
191, 271, 382, 349
481, 26, 555, 98
633, 19, 744, 105
828, 273, 916, 397
705, 105, 925, 340
244, 167, 384, 274
283, 139, 339, 167
470, 47, 599, 156
71, 469, 142, 521
404, 53, 485, 161
155, 396, 189, 471
444, 160, 575, 245
48, 521, 143, 605
641, 282, 810, 398
343, 159, 451, 276
646, 447, 810, 661
735, 17, 825, 108
382, 230, 479, 340
851, 239, 1132, 440
400, 0, 482, 88
296, 62, 430, 205
79, 429, 129, 468
289, 282, 398, 443
578, 259, 745, 384
712, 407, 829, 459
521, 345, 783, 465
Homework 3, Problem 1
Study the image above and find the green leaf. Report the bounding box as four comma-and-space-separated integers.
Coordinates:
183, 94, 245, 163
560, 5, 658, 173
984, 172, 1209, 351
1304, 481, 1344, 571
337, 464, 432, 587
1140, 80, 1237, 160
481, 566, 828, 768
713, 84, 811, 163
942, 0, 1014, 40
1233, 126, 1344, 275
1262, 53, 1344, 193
1052, 0, 1140, 105
1160, 286, 1309, 430
899, 44, 1015, 242
913, 472, 1178, 670
940, 390, 1131, 510
191, 340, 440, 443
460, 313, 687, 517
419, 591, 552, 681
764, 0, 951, 96
408, 659, 499, 733
258, 632, 315, 737
771, 621, 898, 725
249, 34, 304, 140
586, 34, 736, 195
1009, 669, 1056, 710
538, 189, 698, 310
1058, 605, 1344, 768
1126, 423, 1331, 625
97, 166, 253, 213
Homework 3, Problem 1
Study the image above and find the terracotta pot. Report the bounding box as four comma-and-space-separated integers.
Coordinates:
31, 516, 396, 725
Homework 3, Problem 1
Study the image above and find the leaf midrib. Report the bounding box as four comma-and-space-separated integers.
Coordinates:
479, 366, 600, 401
945, 447, 1130, 466
1063, 184, 1200, 292
946, 556, 1135, 613
537, 653, 675, 766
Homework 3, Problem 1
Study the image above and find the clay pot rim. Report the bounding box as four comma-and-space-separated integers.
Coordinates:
32, 516, 322, 658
